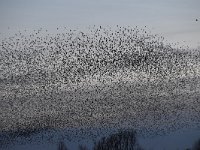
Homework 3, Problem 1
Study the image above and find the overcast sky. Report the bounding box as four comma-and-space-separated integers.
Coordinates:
0, 0, 199, 48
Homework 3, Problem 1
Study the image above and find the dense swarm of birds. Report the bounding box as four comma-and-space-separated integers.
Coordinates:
0, 26, 200, 145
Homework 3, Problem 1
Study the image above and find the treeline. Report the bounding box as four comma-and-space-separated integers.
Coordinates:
57, 130, 200, 150
58, 130, 143, 150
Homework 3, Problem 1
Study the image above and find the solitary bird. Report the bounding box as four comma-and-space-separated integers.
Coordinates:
196, 19, 198, 21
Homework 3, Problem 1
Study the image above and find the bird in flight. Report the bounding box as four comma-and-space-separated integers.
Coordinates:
196, 19, 198, 21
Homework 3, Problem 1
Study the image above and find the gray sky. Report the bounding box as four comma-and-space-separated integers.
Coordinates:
0, 0, 199, 48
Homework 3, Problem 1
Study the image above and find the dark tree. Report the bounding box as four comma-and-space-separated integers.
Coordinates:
79, 144, 89, 150
58, 141, 68, 150
193, 138, 200, 150
93, 130, 143, 150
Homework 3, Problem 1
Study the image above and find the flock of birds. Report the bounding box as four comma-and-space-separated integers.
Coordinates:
1, 26, 198, 86
0, 26, 200, 144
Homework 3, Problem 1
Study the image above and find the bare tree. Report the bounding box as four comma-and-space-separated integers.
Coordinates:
79, 144, 89, 150
58, 141, 68, 150
93, 130, 143, 150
